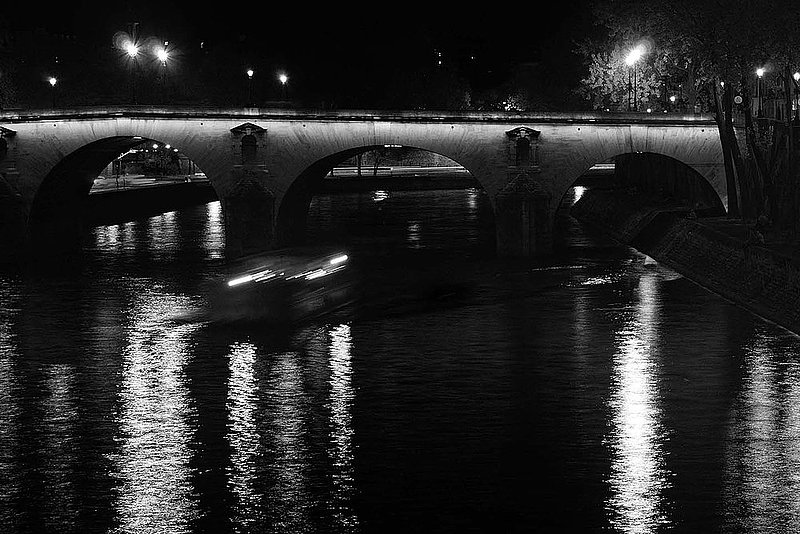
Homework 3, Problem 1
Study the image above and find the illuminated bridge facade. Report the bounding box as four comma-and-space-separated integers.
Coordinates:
0, 107, 726, 260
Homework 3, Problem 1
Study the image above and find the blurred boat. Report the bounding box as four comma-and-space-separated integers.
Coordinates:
204, 247, 356, 325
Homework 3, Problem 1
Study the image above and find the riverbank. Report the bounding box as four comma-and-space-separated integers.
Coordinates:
571, 189, 800, 336
87, 180, 217, 226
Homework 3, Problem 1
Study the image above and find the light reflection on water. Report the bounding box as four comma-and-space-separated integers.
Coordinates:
606, 273, 671, 533
109, 288, 200, 534
327, 324, 359, 532
227, 341, 261, 530
722, 325, 800, 533
3, 189, 800, 532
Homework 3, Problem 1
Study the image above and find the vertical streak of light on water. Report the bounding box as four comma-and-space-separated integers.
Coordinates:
226, 341, 261, 529
606, 273, 671, 533
109, 289, 200, 534
722, 326, 800, 533
267, 350, 310, 532
203, 201, 225, 260
41, 364, 78, 530
0, 280, 20, 532
327, 323, 359, 531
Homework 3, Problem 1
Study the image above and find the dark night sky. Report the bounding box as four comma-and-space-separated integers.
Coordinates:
2, 1, 598, 106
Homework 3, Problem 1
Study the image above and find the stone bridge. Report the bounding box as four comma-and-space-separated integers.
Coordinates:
0, 107, 727, 261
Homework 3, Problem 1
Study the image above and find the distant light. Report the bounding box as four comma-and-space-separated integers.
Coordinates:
669, 95, 676, 103
48, 76, 57, 87
756, 67, 765, 77
157, 49, 169, 63
384, 144, 402, 148
173, 148, 178, 152
646, 108, 652, 113
720, 81, 725, 87
794, 72, 800, 82
278, 73, 288, 84
246, 68, 254, 78
165, 144, 171, 149
152, 143, 159, 149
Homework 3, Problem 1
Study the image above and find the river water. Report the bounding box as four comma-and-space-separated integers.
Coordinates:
1, 187, 799, 533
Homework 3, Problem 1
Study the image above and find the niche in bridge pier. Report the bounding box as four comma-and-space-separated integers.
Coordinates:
230, 122, 267, 166
227, 123, 274, 258
505, 126, 541, 169
496, 127, 550, 256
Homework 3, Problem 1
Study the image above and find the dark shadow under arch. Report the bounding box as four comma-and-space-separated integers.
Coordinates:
29, 136, 219, 253
559, 151, 726, 216
276, 145, 494, 250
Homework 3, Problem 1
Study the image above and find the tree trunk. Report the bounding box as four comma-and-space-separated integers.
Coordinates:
713, 80, 740, 217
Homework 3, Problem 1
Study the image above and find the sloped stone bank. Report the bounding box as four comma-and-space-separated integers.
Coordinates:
571, 189, 800, 335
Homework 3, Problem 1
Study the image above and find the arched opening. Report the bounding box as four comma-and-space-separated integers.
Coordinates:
554, 152, 726, 252
29, 136, 219, 256
277, 145, 495, 257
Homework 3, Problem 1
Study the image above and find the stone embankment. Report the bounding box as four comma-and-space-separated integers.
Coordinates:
571, 189, 800, 336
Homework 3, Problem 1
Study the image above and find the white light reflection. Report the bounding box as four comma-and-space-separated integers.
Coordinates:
372, 190, 389, 202
109, 290, 200, 534
721, 326, 800, 532
146, 211, 179, 257
42, 364, 78, 529
0, 287, 20, 529
266, 350, 311, 531
327, 324, 359, 531
226, 341, 261, 528
407, 221, 422, 248
202, 201, 225, 260
606, 273, 672, 533
573, 186, 586, 203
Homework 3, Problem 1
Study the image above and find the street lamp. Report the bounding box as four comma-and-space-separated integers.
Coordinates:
125, 42, 139, 104
278, 72, 288, 100
625, 46, 644, 111
157, 48, 169, 99
48, 76, 57, 108
246, 68, 254, 106
756, 67, 764, 117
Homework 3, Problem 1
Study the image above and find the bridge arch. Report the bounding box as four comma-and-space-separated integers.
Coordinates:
552, 152, 727, 219
275, 144, 493, 248
28, 135, 221, 251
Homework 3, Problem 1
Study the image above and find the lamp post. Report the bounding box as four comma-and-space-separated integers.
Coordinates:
48, 76, 57, 108
125, 42, 139, 104
756, 67, 764, 117
278, 72, 288, 101
625, 46, 644, 111
246, 69, 254, 106
669, 94, 676, 112
793, 71, 800, 123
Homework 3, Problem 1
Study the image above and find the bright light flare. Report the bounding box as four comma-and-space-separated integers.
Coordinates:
48, 77, 57, 87
125, 43, 139, 58
278, 73, 288, 84
625, 46, 644, 66
329, 255, 348, 266
756, 68, 765, 78
157, 49, 169, 63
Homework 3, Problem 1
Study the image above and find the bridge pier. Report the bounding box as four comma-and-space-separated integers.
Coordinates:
494, 174, 553, 257
221, 168, 277, 259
